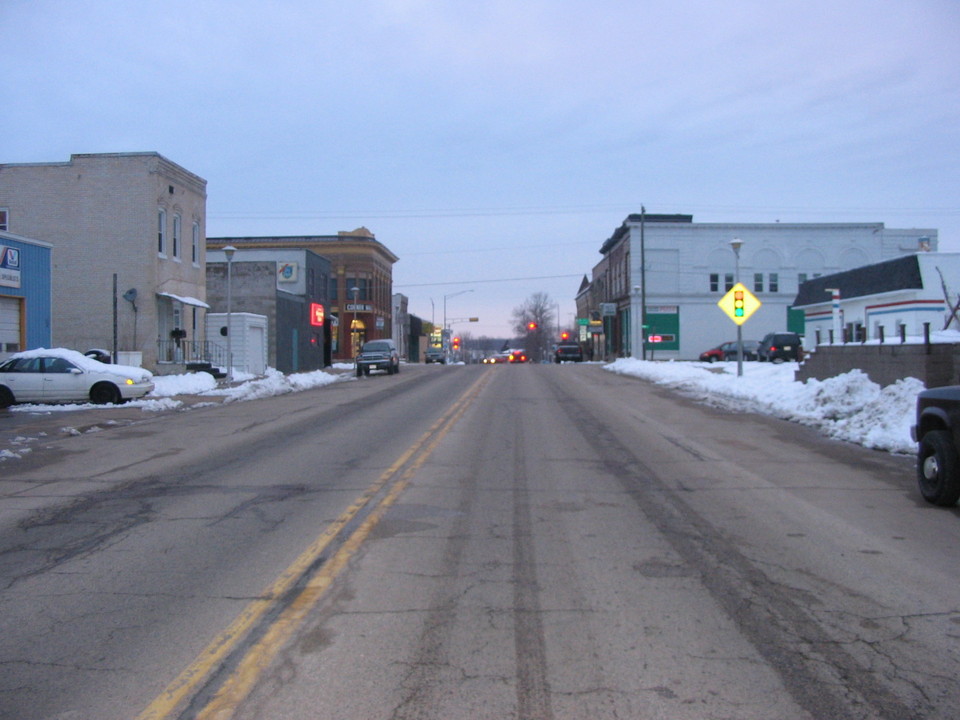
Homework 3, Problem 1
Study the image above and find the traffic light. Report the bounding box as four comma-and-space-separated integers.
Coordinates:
527, 321, 538, 331
452, 336, 461, 350
733, 290, 745, 318
560, 331, 570, 341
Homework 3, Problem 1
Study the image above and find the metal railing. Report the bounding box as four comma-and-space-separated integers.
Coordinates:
157, 339, 228, 368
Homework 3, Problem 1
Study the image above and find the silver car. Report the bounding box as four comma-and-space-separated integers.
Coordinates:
0, 349, 154, 407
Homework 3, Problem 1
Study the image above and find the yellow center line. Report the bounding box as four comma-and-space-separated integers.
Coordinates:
137, 369, 492, 720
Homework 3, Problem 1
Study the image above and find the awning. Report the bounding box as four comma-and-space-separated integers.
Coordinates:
157, 292, 211, 309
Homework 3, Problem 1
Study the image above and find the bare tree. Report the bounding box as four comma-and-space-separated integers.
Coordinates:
512, 292, 555, 362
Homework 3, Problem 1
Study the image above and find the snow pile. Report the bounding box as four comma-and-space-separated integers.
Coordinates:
604, 359, 923, 454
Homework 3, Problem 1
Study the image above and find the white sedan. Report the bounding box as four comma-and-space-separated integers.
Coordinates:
0, 348, 154, 407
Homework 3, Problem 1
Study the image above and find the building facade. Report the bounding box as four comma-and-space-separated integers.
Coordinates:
208, 228, 398, 362
794, 252, 960, 348
206, 248, 333, 373
0, 152, 208, 370
0, 230, 53, 359
586, 214, 938, 360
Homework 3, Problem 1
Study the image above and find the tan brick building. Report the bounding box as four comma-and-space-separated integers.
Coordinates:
208, 229, 398, 362
0, 152, 208, 371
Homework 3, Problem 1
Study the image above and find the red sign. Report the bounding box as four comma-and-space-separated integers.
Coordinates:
310, 303, 325, 327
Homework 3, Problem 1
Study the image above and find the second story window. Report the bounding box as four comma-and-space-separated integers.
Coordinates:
172, 214, 181, 259
709, 273, 719, 292
725, 273, 734, 292
754, 273, 764, 293
769, 273, 779, 293
192, 222, 200, 265
0, 209, 8, 231
158, 209, 167, 256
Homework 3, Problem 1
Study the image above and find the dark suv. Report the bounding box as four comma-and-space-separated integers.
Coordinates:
758, 332, 803, 363
912, 386, 960, 506
356, 339, 400, 376
554, 342, 584, 363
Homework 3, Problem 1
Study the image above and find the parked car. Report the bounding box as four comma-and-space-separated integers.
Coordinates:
508, 349, 529, 364
722, 340, 760, 361
912, 386, 960, 506
356, 339, 400, 376
758, 332, 804, 363
0, 348, 154, 407
698, 340, 758, 362
424, 348, 446, 364
699, 344, 726, 362
554, 342, 584, 363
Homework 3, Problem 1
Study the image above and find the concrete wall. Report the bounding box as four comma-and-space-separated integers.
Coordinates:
795, 343, 960, 389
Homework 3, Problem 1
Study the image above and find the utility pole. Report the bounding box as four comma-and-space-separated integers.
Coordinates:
640, 206, 647, 360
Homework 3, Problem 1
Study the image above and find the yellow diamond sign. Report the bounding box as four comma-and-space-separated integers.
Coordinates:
718, 282, 761, 325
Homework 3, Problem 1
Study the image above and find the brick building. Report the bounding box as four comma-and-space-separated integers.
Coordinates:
0, 152, 208, 371
208, 229, 398, 362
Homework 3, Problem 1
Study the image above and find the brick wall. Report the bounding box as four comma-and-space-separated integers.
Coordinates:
795, 343, 960, 388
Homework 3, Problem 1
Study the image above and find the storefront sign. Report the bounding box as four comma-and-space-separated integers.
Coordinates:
0, 246, 20, 288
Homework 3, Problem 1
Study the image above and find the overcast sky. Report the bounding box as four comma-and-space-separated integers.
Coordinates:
3, 0, 958, 339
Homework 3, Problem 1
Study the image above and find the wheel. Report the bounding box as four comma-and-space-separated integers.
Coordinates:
89, 382, 121, 405
0, 386, 14, 408
362, 366, 370, 376
917, 430, 960, 506
393, 362, 400, 374
356, 366, 363, 377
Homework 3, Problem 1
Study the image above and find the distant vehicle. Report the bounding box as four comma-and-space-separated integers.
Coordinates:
554, 342, 584, 363
758, 332, 803, 363
700, 340, 760, 362
508, 350, 529, 364
0, 348, 154, 407
484, 352, 511, 364
424, 348, 446, 364
912, 386, 960, 506
356, 339, 400, 377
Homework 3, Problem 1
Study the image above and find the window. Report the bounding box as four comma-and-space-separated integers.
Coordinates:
346, 277, 369, 301
798, 273, 808, 285
769, 273, 779, 293
754, 273, 764, 293
192, 222, 200, 264
724, 273, 734, 292
158, 209, 167, 255
709, 273, 719, 292
0, 209, 7, 231
172, 214, 181, 259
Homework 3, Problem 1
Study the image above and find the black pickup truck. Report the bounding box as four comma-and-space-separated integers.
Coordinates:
913, 386, 960, 506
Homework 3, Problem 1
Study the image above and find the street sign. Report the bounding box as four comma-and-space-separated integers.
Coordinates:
718, 283, 761, 325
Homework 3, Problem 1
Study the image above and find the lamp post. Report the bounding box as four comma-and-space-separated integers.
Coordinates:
350, 286, 360, 367
443, 289, 474, 331
729, 238, 743, 378
223, 245, 236, 382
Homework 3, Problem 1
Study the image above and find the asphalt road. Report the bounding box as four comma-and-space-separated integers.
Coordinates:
0, 363, 956, 720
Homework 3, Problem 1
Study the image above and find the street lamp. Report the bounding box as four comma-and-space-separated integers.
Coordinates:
350, 286, 360, 366
443, 289, 474, 331
729, 238, 744, 378
223, 245, 236, 382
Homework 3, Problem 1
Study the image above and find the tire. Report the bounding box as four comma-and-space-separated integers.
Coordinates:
393, 362, 399, 374
917, 430, 960, 506
0, 386, 14, 409
356, 367, 363, 377
90, 382, 121, 405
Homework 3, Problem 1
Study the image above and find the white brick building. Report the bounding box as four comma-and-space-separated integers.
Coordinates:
0, 152, 208, 371
604, 214, 938, 360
